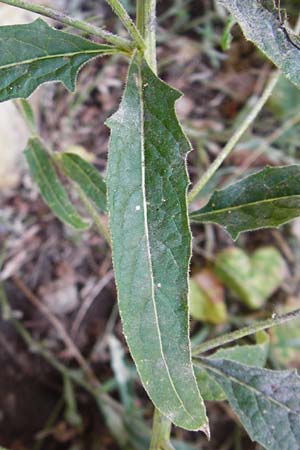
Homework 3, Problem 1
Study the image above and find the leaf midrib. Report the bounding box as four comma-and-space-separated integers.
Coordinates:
61, 155, 106, 204
138, 62, 197, 423
0, 48, 115, 71
192, 193, 300, 219
29, 141, 85, 227
197, 359, 298, 414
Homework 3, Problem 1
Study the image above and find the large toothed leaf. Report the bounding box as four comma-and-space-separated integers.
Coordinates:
25, 137, 89, 230
106, 54, 208, 431
197, 358, 300, 450
58, 153, 107, 212
0, 18, 116, 102
190, 165, 300, 239
218, 0, 300, 89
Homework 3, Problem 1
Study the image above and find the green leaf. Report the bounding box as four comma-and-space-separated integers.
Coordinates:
0, 18, 116, 102
189, 269, 227, 325
214, 246, 286, 309
57, 152, 107, 212
197, 357, 300, 450
190, 165, 300, 239
25, 137, 89, 230
195, 331, 269, 401
106, 54, 208, 431
218, 0, 300, 89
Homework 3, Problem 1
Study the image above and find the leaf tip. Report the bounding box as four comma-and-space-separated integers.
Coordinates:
200, 421, 211, 440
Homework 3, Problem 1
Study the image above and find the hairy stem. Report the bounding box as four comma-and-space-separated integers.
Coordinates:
76, 186, 111, 245
105, 0, 145, 50
188, 71, 280, 203
137, 0, 157, 72
0, 0, 132, 51
192, 308, 300, 356
150, 408, 175, 450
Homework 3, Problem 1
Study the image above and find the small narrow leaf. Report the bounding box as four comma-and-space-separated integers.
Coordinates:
190, 165, 300, 239
58, 152, 107, 212
25, 137, 89, 230
106, 54, 208, 431
218, 0, 300, 89
198, 357, 300, 450
0, 18, 116, 102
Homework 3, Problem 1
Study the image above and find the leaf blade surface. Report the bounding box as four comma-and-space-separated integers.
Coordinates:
197, 357, 300, 450
58, 152, 107, 212
106, 54, 207, 430
195, 331, 269, 401
0, 18, 116, 102
190, 165, 300, 239
218, 0, 300, 89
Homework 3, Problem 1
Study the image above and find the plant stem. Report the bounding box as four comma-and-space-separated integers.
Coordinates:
136, 0, 157, 72
188, 70, 280, 203
0, 0, 132, 51
76, 186, 111, 245
192, 308, 300, 356
105, 0, 145, 50
150, 408, 175, 450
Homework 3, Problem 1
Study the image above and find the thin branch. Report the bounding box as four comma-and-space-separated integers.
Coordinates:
71, 270, 114, 337
76, 186, 111, 245
11, 317, 123, 413
12, 275, 98, 385
188, 13, 300, 203
105, 0, 145, 50
0, 0, 132, 51
188, 70, 280, 203
192, 308, 300, 356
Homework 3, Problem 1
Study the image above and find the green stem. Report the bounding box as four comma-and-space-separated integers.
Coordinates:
106, 0, 145, 50
136, 0, 145, 34
188, 71, 280, 203
76, 186, 111, 245
137, 0, 157, 72
150, 408, 175, 450
192, 308, 300, 356
0, 0, 132, 51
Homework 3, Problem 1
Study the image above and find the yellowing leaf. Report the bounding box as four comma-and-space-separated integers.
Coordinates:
214, 246, 286, 309
189, 269, 227, 325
